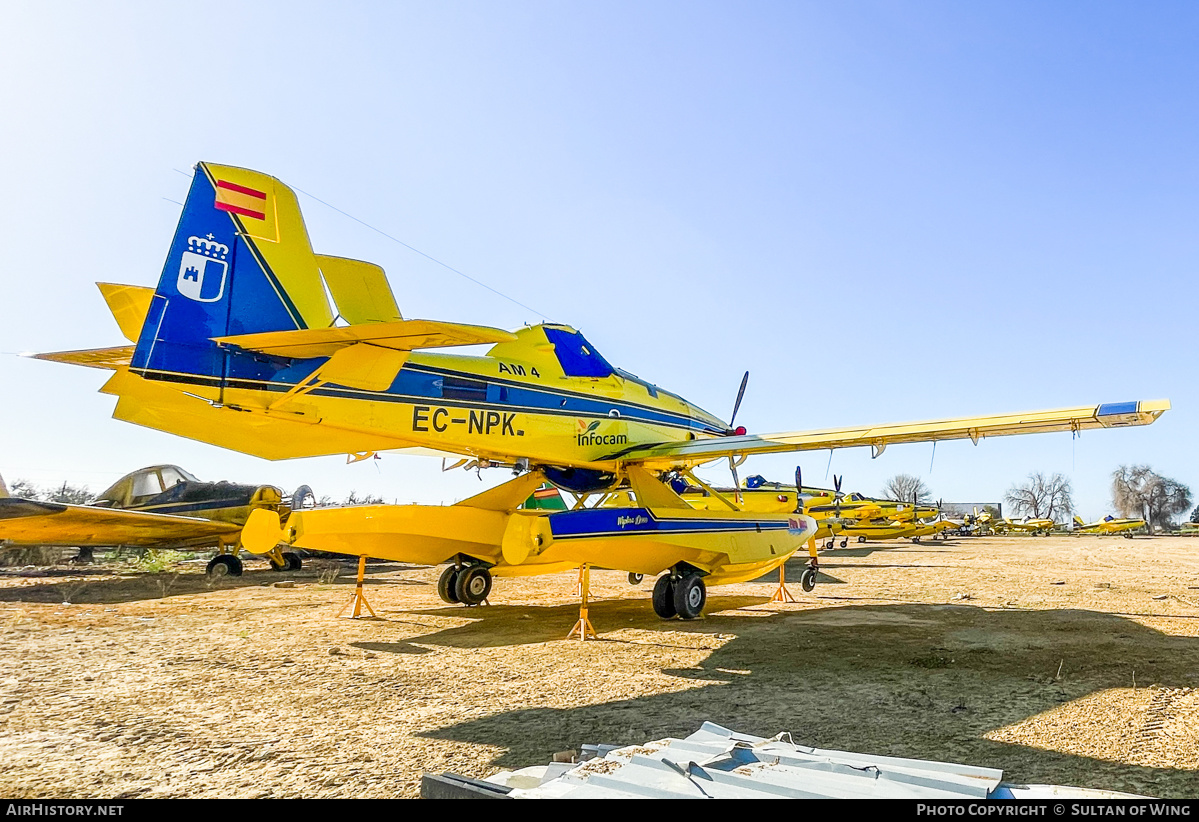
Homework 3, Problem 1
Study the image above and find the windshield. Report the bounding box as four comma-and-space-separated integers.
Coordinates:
544, 327, 614, 378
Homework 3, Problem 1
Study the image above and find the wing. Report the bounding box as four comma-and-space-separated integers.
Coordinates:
214, 319, 516, 359
610, 400, 1170, 467
0, 498, 243, 547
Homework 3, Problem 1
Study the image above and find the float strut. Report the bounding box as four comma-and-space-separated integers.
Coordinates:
338, 555, 377, 619
566, 563, 598, 641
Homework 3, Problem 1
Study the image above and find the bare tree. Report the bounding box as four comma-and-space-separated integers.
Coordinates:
8, 479, 42, 499
4, 479, 95, 504
882, 474, 932, 504
45, 482, 95, 505
1005, 472, 1074, 521
1112, 465, 1192, 534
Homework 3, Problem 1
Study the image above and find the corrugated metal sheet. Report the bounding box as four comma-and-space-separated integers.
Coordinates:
487, 722, 1141, 799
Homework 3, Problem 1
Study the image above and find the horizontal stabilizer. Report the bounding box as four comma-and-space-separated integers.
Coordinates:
214, 319, 517, 359
317, 255, 402, 325
97, 283, 155, 343
612, 399, 1172, 467
33, 346, 135, 370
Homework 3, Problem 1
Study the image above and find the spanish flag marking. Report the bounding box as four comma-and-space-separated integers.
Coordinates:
214, 180, 268, 221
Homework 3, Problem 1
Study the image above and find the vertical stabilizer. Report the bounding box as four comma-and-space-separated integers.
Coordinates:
0, 474, 9, 499
130, 162, 335, 385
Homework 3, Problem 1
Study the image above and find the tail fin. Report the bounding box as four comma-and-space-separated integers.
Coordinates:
130, 162, 369, 384
1074, 515, 1084, 527
0, 474, 8, 499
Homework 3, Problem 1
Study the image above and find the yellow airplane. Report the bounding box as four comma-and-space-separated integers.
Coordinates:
1072, 515, 1145, 538
34, 161, 1171, 619
0, 465, 306, 574
992, 516, 1057, 535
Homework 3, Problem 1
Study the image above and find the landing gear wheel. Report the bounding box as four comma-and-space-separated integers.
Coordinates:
912, 536, 922, 543
1123, 532, 1133, 539
672, 574, 706, 620
454, 565, 492, 606
824, 540, 834, 550
206, 555, 243, 578
628, 572, 644, 585
437, 566, 461, 604
283, 552, 302, 571
858, 535, 867, 543
652, 575, 677, 619
800, 566, 818, 592
839, 538, 848, 548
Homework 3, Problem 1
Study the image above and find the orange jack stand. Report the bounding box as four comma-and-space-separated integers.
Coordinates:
770, 561, 797, 603
566, 563, 598, 641
338, 555, 377, 619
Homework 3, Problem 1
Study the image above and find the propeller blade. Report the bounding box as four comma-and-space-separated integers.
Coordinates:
728, 371, 750, 430
794, 466, 803, 513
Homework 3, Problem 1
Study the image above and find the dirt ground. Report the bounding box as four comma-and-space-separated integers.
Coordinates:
1, 534, 1198, 799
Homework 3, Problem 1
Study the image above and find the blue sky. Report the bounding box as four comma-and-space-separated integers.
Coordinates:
0, 1, 1193, 519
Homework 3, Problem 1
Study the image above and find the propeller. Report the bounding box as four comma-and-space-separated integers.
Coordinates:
833, 474, 844, 519
725, 371, 750, 497
794, 465, 803, 513
727, 371, 749, 436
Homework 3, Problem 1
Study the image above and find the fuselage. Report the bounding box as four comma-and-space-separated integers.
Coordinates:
140, 324, 731, 471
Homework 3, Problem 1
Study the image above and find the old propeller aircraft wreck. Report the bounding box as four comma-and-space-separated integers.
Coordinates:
0, 464, 312, 574
35, 162, 1169, 622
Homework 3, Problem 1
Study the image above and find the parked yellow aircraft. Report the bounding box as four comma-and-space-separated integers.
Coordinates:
993, 516, 1057, 535
35, 161, 1171, 619
1073, 515, 1145, 538
0, 465, 307, 574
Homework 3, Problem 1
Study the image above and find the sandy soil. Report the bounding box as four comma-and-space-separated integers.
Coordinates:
1, 534, 1197, 799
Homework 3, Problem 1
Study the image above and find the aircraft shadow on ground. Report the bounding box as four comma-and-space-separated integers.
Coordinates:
0, 561, 429, 606
394, 595, 773, 648
418, 601, 1199, 797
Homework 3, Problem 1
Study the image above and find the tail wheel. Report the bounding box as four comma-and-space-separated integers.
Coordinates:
454, 565, 492, 606
672, 574, 706, 620
858, 536, 867, 543
437, 566, 461, 604
628, 572, 644, 585
651, 574, 677, 619
206, 555, 243, 578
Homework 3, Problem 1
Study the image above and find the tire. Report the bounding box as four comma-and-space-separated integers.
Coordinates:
858, 536, 867, 543
839, 539, 848, 548
454, 565, 492, 606
800, 567, 817, 592
283, 552, 302, 571
672, 574, 706, 620
652, 575, 676, 619
206, 555, 243, 578
628, 572, 644, 585
437, 566, 461, 604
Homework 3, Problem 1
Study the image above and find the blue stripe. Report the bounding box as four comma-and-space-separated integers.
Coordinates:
548, 507, 803, 540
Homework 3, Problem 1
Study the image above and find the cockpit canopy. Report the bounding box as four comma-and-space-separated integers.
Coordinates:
97, 465, 199, 507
